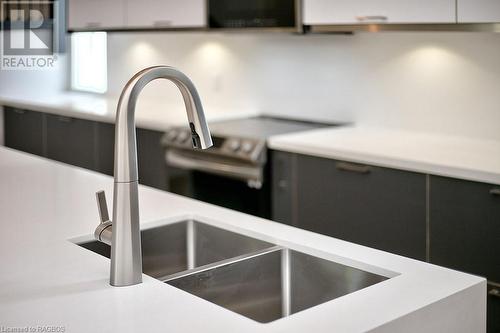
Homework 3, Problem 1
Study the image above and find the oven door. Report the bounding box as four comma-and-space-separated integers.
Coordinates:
165, 149, 270, 218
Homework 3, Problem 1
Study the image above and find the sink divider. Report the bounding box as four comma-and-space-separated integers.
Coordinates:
186, 220, 196, 270
159, 245, 284, 283
281, 248, 292, 318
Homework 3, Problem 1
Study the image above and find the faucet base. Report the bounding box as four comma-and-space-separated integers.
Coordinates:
110, 181, 143, 287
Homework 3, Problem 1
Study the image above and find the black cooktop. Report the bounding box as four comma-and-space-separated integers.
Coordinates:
208, 116, 334, 140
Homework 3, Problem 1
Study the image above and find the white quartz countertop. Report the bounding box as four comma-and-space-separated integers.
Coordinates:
269, 126, 500, 186
2, 93, 499, 186
0, 147, 485, 333
0, 92, 258, 131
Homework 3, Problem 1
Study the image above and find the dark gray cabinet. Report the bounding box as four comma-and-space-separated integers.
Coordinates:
96, 122, 168, 190
136, 128, 169, 191
272, 152, 427, 260
95, 122, 114, 176
4, 107, 45, 156
429, 176, 500, 333
272, 151, 294, 225
488, 286, 500, 333
429, 176, 500, 283
4, 107, 168, 191
46, 114, 97, 170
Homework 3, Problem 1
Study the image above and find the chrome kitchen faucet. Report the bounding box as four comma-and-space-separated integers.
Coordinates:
93, 66, 212, 286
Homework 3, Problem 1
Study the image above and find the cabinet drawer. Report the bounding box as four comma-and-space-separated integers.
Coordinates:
4, 107, 45, 156
295, 154, 427, 260
96, 123, 168, 190
488, 284, 500, 332
430, 176, 500, 283
136, 128, 169, 190
46, 114, 97, 170
272, 151, 294, 225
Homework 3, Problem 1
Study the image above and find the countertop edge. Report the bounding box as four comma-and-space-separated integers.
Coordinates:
268, 132, 500, 186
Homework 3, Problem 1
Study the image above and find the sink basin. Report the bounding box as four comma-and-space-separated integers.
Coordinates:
165, 246, 389, 323
78, 219, 390, 323
78, 219, 274, 279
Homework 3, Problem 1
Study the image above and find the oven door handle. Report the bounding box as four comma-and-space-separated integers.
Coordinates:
166, 150, 263, 184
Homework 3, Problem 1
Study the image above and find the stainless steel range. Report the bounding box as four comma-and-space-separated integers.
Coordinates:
162, 116, 333, 218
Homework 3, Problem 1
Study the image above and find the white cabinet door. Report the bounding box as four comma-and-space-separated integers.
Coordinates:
458, 0, 500, 22
68, 0, 126, 30
303, 0, 456, 25
125, 0, 206, 28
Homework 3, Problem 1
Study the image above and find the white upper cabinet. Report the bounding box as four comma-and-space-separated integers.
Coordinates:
125, 0, 206, 28
68, 0, 126, 30
303, 0, 456, 25
457, 0, 500, 22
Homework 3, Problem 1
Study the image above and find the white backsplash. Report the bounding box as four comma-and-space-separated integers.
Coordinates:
106, 31, 500, 140
1, 31, 499, 141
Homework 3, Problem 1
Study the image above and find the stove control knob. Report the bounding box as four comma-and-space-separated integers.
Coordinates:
177, 131, 189, 143
229, 139, 241, 152
166, 130, 178, 142
241, 141, 254, 154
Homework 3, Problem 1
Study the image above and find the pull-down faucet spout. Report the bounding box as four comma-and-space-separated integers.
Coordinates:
94, 66, 212, 286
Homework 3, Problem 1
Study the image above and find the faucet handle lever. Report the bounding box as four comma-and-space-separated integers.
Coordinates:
95, 190, 110, 224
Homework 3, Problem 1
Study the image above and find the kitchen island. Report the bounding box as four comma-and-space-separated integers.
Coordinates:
0, 147, 485, 332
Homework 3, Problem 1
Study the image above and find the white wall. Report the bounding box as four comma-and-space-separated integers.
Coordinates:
106, 31, 500, 141
0, 31, 498, 141
0, 55, 68, 97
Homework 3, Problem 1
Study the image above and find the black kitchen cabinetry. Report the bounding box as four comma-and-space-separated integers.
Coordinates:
271, 151, 294, 224
429, 175, 500, 283
46, 114, 97, 170
488, 286, 500, 333
272, 152, 427, 260
429, 175, 500, 331
136, 128, 169, 191
95, 122, 115, 176
96, 122, 168, 190
4, 107, 45, 156
4, 107, 168, 191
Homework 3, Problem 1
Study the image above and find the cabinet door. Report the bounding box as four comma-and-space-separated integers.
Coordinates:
96, 122, 168, 191
303, 0, 456, 24
4, 107, 45, 156
136, 128, 169, 191
95, 122, 114, 176
457, 0, 500, 23
68, 0, 126, 30
429, 176, 500, 283
488, 285, 500, 333
46, 114, 97, 170
125, 0, 206, 28
295, 154, 426, 260
272, 151, 294, 225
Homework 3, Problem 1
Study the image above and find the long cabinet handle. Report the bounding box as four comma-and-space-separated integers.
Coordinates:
153, 20, 172, 27
356, 15, 388, 22
489, 288, 500, 298
85, 22, 102, 28
336, 161, 372, 174
489, 188, 500, 196
13, 109, 26, 114
57, 116, 72, 123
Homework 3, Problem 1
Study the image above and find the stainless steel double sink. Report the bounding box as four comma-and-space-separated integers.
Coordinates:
78, 219, 389, 323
